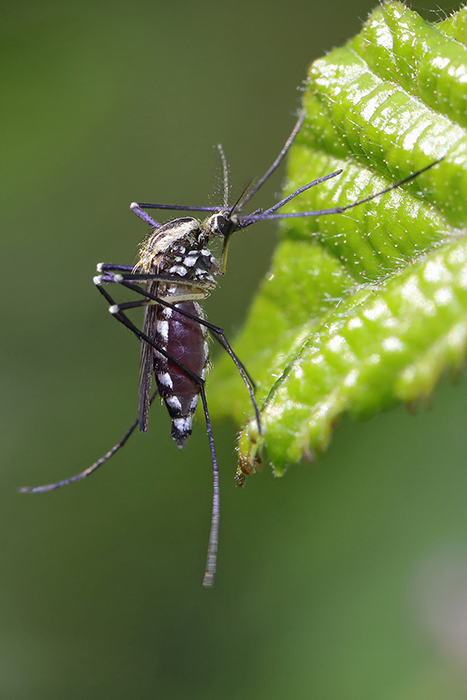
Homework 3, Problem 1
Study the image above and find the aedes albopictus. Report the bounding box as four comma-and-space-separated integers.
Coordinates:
21, 111, 442, 586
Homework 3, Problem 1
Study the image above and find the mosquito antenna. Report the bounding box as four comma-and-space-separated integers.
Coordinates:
200, 386, 220, 588
240, 157, 444, 224
217, 144, 230, 208
20, 390, 159, 493
237, 110, 306, 210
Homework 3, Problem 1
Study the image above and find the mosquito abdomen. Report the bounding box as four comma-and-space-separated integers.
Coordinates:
155, 300, 208, 447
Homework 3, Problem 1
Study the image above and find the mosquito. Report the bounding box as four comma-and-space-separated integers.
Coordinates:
20, 110, 443, 587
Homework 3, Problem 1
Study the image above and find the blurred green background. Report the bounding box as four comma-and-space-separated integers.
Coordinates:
4, 1, 467, 698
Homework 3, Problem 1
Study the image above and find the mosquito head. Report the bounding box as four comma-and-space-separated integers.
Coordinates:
205, 210, 239, 241
202, 210, 239, 275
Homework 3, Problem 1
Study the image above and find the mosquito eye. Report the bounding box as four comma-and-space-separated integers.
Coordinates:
213, 215, 232, 237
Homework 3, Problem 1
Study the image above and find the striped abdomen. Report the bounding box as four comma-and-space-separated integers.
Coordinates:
153, 300, 208, 447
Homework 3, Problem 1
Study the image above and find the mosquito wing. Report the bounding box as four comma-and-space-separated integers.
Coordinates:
138, 301, 158, 432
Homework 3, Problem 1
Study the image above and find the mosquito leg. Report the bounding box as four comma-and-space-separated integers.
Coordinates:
200, 385, 220, 588
20, 390, 159, 493
109, 299, 151, 312
97, 270, 209, 289
238, 170, 343, 229
96, 264, 134, 273
134, 203, 222, 214
210, 332, 261, 435
95, 278, 121, 307
210, 332, 255, 390
238, 110, 306, 209
94, 281, 155, 351
130, 203, 161, 228
260, 170, 343, 217
242, 157, 445, 224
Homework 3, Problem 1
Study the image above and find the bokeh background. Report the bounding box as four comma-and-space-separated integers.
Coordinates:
3, 1, 467, 698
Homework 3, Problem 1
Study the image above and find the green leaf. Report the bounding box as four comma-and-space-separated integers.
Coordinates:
209, 1, 467, 480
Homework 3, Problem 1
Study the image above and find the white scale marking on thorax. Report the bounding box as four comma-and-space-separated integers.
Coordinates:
169, 265, 187, 276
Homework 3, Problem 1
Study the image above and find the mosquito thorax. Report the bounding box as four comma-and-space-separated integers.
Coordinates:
134, 216, 213, 277
137, 217, 200, 269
